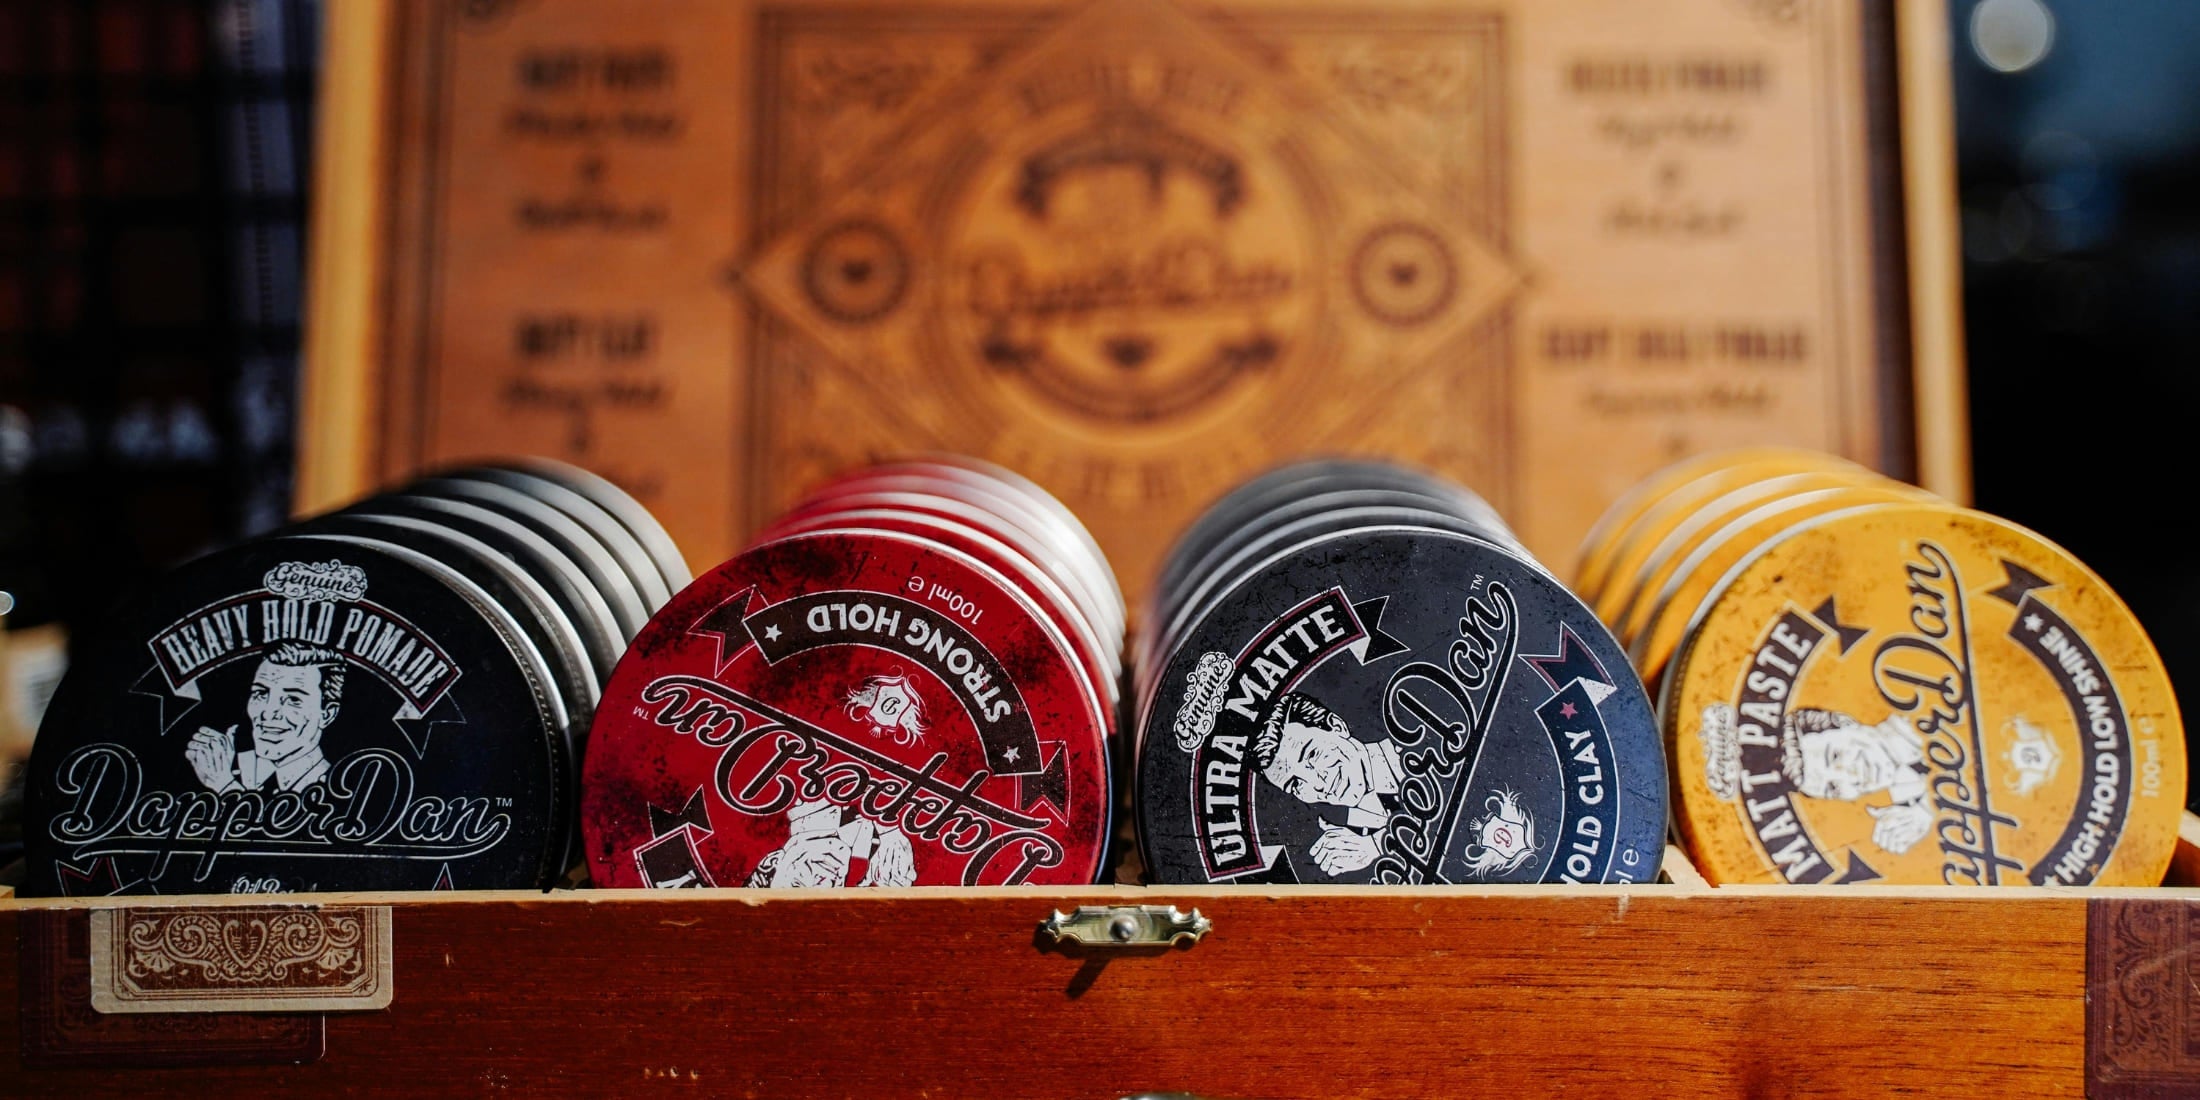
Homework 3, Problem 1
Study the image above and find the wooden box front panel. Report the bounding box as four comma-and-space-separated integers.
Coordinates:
15, 812, 2200, 1096
1, 886, 2093, 1097
306, 0, 1960, 593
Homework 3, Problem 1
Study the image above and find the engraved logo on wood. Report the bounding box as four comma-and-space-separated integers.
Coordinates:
741, 0, 1519, 569
802, 219, 911, 323
943, 101, 1307, 424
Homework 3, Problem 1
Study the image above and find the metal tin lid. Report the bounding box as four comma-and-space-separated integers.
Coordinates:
405, 478, 651, 640
1573, 448, 1863, 600
582, 529, 1112, 887
298, 511, 602, 727
902, 453, 1126, 624
792, 467, 1125, 637
350, 493, 627, 684
1598, 468, 1897, 632
20, 534, 569, 895
1578, 452, 1861, 609
491, 457, 692, 595
1156, 458, 1518, 605
1154, 486, 1524, 638
1137, 524, 1665, 885
1663, 504, 2185, 887
441, 465, 676, 612
1629, 489, 1921, 686
761, 506, 1118, 710
771, 484, 1122, 669
1144, 505, 1507, 691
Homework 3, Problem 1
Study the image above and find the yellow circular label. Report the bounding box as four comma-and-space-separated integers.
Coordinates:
1573, 447, 1858, 598
1607, 469, 1893, 649
1583, 452, 1859, 614
1666, 505, 2185, 887
1631, 485, 1930, 687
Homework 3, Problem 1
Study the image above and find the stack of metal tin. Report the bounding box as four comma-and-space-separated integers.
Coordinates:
581, 457, 1122, 888
1581, 448, 2186, 886
19, 459, 685, 896
1133, 459, 1668, 885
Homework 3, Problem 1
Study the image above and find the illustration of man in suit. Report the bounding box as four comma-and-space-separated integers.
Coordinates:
184, 642, 344, 794
1700, 703, 1933, 854
1251, 692, 1407, 876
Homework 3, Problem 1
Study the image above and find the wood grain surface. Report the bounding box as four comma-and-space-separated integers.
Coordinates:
298, 0, 1966, 595
13, 820, 2198, 1095
4, 883, 2098, 1097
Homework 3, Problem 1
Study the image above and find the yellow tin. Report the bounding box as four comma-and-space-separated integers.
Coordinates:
1630, 484, 1932, 686
1583, 451, 1860, 615
1664, 504, 2184, 887
1572, 448, 1856, 599
1605, 469, 1895, 649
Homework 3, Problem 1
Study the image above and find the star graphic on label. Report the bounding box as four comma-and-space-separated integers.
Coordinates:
764, 624, 782, 641
2023, 614, 2043, 632
1560, 702, 1578, 719
1003, 746, 1020, 763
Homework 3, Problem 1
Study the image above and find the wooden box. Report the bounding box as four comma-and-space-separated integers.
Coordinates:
296, 0, 1968, 595
5, 820, 2200, 1096
17, 2, 2137, 1095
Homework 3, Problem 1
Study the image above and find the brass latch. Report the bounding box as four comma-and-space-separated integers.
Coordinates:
1040, 905, 1210, 947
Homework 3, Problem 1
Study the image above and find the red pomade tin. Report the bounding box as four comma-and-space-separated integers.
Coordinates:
582, 530, 1110, 888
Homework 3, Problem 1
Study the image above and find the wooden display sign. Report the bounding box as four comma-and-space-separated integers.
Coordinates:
299, 0, 1966, 591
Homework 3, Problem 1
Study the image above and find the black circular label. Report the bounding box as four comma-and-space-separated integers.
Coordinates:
21, 537, 563, 896
1138, 527, 1666, 885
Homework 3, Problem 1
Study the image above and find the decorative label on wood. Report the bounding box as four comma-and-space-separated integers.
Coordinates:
87, 906, 394, 1014
16, 911, 326, 1068
2088, 897, 2200, 1096
352, 0, 1922, 591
